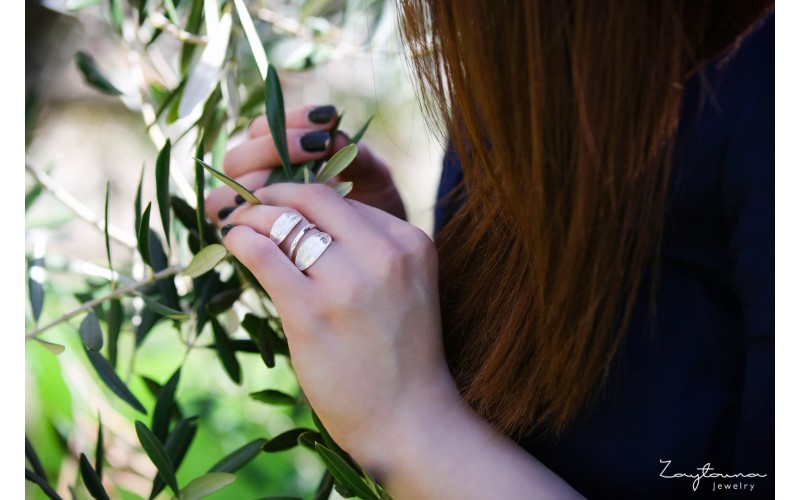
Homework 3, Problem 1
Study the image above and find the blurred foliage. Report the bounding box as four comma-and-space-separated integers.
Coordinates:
25, 1, 399, 498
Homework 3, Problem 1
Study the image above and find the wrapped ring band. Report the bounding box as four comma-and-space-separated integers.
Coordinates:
289, 223, 317, 261
270, 210, 302, 245
295, 231, 333, 271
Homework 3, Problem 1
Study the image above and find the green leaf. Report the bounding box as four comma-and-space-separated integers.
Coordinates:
86, 350, 146, 413
29, 337, 65, 355
240, 313, 277, 368
28, 257, 45, 323
106, 299, 122, 368
140, 295, 189, 320
151, 417, 199, 499
108, 0, 123, 34
138, 202, 152, 267
25, 469, 62, 500
249, 389, 295, 406
265, 65, 292, 178
179, 12, 232, 117
95, 417, 104, 479
25, 437, 48, 482
74, 51, 122, 95
331, 182, 354, 197
180, 472, 236, 500
136, 421, 180, 497
184, 243, 228, 278
210, 316, 241, 384
348, 116, 374, 146
194, 157, 261, 204
209, 439, 267, 473
103, 181, 113, 277
25, 183, 43, 211
152, 368, 181, 443
156, 140, 172, 250
312, 410, 358, 472
79, 311, 104, 351
180, 0, 205, 75
298, 431, 325, 451
195, 139, 206, 249
315, 444, 379, 500
205, 288, 241, 315
66, 0, 102, 10
135, 164, 144, 234
316, 144, 358, 184
233, 0, 268, 78
79, 453, 109, 500
314, 471, 335, 500
262, 428, 313, 453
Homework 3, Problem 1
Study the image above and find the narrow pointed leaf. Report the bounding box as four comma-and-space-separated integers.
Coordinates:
104, 181, 112, 276
205, 288, 241, 315
298, 431, 325, 451
210, 316, 241, 384
312, 411, 357, 471
152, 368, 181, 442
184, 243, 228, 278
194, 157, 261, 204
108, 0, 123, 34
136, 421, 180, 496
106, 299, 122, 368
209, 438, 267, 473
316, 144, 358, 184
66, 0, 102, 10
331, 182, 353, 197
135, 164, 144, 233
148, 229, 180, 310
314, 471, 335, 500
315, 444, 379, 500
86, 350, 146, 413
136, 306, 163, 346
241, 313, 276, 368
140, 295, 189, 320
95, 418, 104, 479
137, 202, 152, 267
25, 469, 62, 500
151, 416, 199, 498
28, 257, 45, 323
75, 51, 122, 95
79, 311, 104, 351
25, 437, 48, 481
262, 428, 313, 453
347, 116, 373, 145
79, 453, 109, 500
265, 65, 292, 177
195, 139, 206, 249
180, 0, 205, 75
233, 0, 268, 78
155, 140, 172, 249
30, 337, 65, 355
249, 389, 295, 406
179, 12, 232, 118
181, 472, 236, 500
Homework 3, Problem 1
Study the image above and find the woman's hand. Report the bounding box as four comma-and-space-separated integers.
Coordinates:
214, 104, 406, 222
205, 181, 457, 466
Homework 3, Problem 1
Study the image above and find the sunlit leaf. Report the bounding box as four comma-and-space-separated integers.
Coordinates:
180, 472, 236, 500
79, 311, 104, 352
331, 182, 353, 197
210, 316, 241, 384
25, 183, 43, 212
140, 295, 189, 320
86, 350, 146, 413
138, 202, 152, 267
155, 140, 172, 250
265, 64, 292, 177
180, 0, 205, 75
315, 444, 379, 500
348, 116, 373, 146
104, 181, 112, 277
233, 0, 268, 78
262, 428, 313, 453
209, 438, 267, 473
74, 51, 122, 95
193, 158, 260, 204
79, 453, 109, 500
179, 12, 232, 118
136, 421, 180, 496
249, 389, 295, 406
29, 337, 65, 355
183, 243, 228, 279
152, 368, 181, 443
316, 144, 358, 184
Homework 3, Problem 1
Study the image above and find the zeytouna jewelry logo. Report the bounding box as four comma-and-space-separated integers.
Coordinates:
659, 460, 768, 492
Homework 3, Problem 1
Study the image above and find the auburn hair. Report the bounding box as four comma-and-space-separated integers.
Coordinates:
398, 0, 773, 438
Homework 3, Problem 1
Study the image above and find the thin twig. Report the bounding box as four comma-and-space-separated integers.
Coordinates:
148, 11, 209, 45
26, 265, 184, 339
25, 158, 138, 249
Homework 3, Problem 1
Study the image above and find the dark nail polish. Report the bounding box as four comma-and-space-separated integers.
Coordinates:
221, 224, 236, 237
300, 131, 331, 152
234, 194, 245, 205
308, 105, 336, 124
218, 206, 235, 220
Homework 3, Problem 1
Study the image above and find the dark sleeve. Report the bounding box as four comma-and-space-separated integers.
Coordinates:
721, 52, 775, 493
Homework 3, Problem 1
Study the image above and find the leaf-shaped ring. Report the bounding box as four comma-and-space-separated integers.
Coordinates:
269, 210, 303, 245
295, 232, 333, 272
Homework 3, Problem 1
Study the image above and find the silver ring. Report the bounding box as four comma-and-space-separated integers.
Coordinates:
270, 210, 302, 245
289, 223, 317, 261
295, 232, 332, 271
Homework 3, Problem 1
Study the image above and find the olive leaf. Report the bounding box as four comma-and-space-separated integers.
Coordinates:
315, 444, 379, 500
74, 51, 122, 95
194, 139, 206, 249
233, 0, 268, 78
155, 140, 172, 250
85, 350, 146, 413
265, 64, 292, 178
347, 116, 374, 145
249, 389, 295, 406
152, 368, 181, 442
95, 417, 104, 479
30, 337, 65, 355
331, 182, 354, 197
136, 421, 180, 496
180, 472, 236, 500
137, 202, 152, 267
79, 311, 104, 351
150, 416, 199, 499
104, 181, 112, 277
139, 295, 189, 320
193, 157, 260, 204
183, 243, 228, 278
262, 428, 313, 453
209, 438, 267, 473
79, 453, 109, 500
210, 316, 241, 384
316, 144, 358, 184
106, 299, 122, 368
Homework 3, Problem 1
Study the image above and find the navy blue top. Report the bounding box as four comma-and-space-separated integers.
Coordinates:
434, 15, 774, 499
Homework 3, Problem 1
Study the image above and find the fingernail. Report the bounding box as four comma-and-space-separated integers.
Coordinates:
308, 105, 336, 124
300, 130, 330, 152
221, 224, 236, 237
234, 194, 245, 205
218, 206, 235, 220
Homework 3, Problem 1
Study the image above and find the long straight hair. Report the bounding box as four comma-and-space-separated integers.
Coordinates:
398, 0, 773, 438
